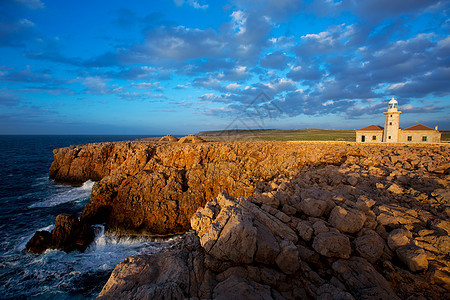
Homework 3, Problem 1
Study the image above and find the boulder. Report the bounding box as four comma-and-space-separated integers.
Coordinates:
354, 233, 384, 263
274, 241, 299, 275
299, 198, 328, 217
213, 275, 272, 300
329, 206, 366, 234
312, 232, 352, 259
297, 221, 314, 242
51, 214, 94, 252
332, 257, 400, 299
387, 228, 412, 251
26, 214, 94, 254
25, 230, 52, 254
396, 245, 429, 272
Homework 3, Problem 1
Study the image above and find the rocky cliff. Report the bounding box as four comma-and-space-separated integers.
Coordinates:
95, 143, 450, 299
49, 141, 360, 235
43, 140, 449, 298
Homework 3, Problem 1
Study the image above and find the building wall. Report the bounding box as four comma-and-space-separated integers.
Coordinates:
398, 130, 441, 143
383, 111, 401, 142
356, 131, 383, 143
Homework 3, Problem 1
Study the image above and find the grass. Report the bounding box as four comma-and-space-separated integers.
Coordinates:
198, 128, 356, 142
198, 128, 450, 143
441, 130, 450, 142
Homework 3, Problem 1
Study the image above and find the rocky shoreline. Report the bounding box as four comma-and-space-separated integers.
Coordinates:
27, 141, 449, 298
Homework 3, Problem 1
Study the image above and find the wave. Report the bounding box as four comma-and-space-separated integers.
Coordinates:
28, 180, 95, 208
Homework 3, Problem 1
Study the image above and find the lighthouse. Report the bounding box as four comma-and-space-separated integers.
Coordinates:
382, 97, 402, 142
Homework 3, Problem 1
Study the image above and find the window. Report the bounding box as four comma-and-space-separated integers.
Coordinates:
407, 136, 412, 141
372, 136, 376, 140
388, 136, 391, 139
389, 122, 392, 125
361, 135, 365, 142
422, 136, 427, 142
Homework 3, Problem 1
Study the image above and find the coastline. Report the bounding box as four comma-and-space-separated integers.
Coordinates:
37, 140, 450, 298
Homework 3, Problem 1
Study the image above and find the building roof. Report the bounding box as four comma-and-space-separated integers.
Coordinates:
402, 124, 435, 131
357, 125, 384, 131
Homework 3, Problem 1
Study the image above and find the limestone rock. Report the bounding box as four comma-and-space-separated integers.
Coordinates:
312, 232, 352, 259
354, 233, 385, 263
213, 275, 272, 300
332, 257, 400, 299
26, 214, 94, 254
274, 241, 299, 275
329, 206, 366, 234
25, 230, 52, 254
299, 198, 328, 217
387, 228, 412, 251
177, 134, 204, 143
297, 221, 314, 242
396, 245, 429, 272
159, 135, 179, 142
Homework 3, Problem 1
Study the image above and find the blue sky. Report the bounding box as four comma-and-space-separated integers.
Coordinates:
0, 0, 449, 134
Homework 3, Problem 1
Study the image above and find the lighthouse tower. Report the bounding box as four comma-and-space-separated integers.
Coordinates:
383, 97, 402, 142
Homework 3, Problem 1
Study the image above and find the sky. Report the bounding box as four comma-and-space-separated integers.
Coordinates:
0, 0, 449, 135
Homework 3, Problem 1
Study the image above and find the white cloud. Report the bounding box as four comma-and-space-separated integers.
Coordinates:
226, 83, 241, 90
231, 10, 247, 35
132, 82, 160, 89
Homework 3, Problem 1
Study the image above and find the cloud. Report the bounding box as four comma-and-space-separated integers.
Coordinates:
0, 91, 21, 106
174, 0, 208, 9
124, 26, 226, 63
132, 82, 160, 89
260, 51, 291, 70
0, 66, 52, 83
14, 0, 44, 9
226, 83, 241, 90
0, 15, 37, 47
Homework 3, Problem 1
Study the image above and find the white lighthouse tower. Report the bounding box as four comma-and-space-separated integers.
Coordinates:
383, 97, 402, 142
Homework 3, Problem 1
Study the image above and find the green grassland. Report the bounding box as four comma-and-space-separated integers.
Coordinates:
198, 129, 450, 142
197, 128, 356, 142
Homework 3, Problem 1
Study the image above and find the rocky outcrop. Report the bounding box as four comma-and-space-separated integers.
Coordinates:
49, 142, 359, 235
26, 214, 94, 254
177, 134, 204, 143
159, 135, 179, 142
98, 142, 450, 299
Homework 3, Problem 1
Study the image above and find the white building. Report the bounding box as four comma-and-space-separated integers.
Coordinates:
356, 97, 441, 143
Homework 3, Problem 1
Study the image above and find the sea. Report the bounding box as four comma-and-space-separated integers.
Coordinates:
0, 135, 178, 299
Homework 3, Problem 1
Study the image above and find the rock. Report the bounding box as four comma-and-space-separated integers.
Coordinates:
159, 135, 179, 142
396, 245, 429, 272
387, 183, 404, 195
354, 233, 385, 263
177, 134, 204, 143
26, 214, 94, 254
299, 198, 328, 217
316, 283, 354, 300
329, 206, 366, 234
254, 220, 280, 265
297, 221, 314, 242
312, 232, 352, 259
213, 275, 272, 300
332, 257, 400, 299
387, 228, 412, 251
347, 176, 358, 186
275, 241, 299, 275
51, 214, 94, 252
25, 230, 52, 254
275, 210, 291, 223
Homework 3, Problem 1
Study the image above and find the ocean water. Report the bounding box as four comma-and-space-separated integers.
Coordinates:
0, 135, 176, 299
